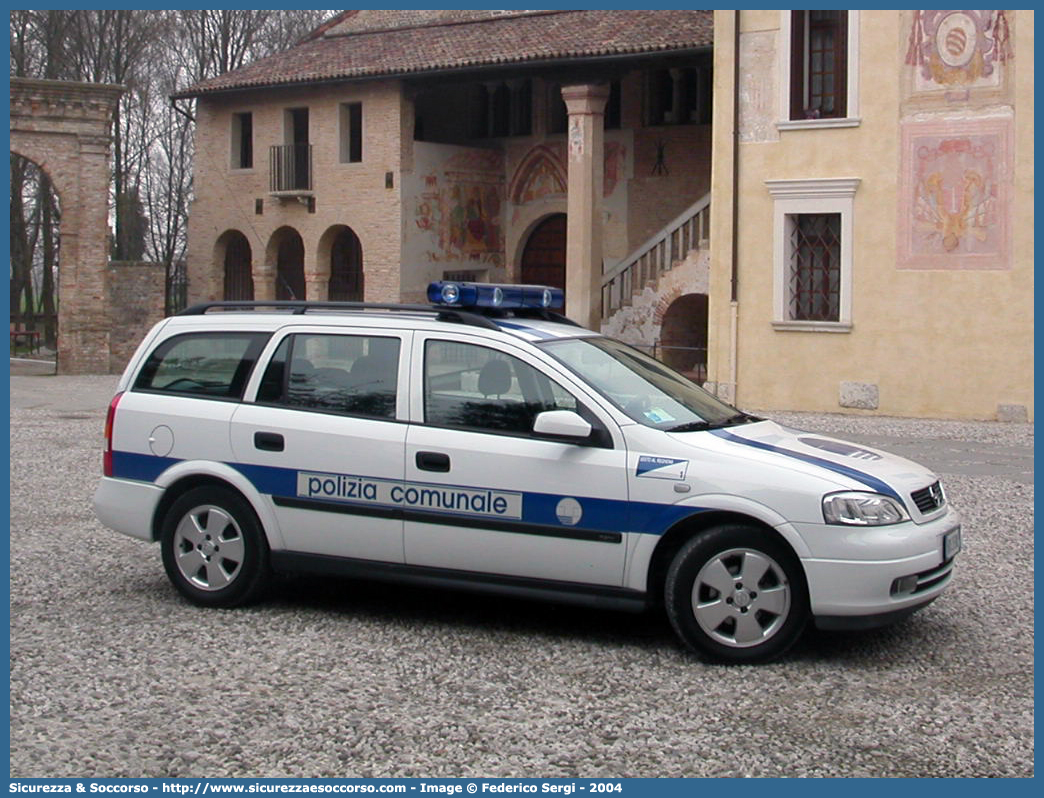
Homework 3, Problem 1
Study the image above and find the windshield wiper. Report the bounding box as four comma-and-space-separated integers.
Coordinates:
664, 420, 712, 433
665, 413, 761, 433
719, 412, 762, 426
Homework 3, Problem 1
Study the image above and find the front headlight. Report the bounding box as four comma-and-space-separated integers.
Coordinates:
822, 491, 909, 526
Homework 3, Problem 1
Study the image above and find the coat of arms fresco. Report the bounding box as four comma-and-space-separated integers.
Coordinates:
898, 116, 1012, 270
905, 10, 1013, 96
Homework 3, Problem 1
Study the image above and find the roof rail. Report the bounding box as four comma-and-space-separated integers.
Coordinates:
177, 300, 501, 331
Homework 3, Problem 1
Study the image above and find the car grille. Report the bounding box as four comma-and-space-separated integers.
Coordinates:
911, 481, 945, 514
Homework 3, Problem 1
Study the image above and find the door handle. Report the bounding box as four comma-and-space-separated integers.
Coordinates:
254, 431, 285, 452
416, 451, 450, 472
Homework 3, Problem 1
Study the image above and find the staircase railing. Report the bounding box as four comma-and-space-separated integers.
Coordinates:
601, 192, 710, 321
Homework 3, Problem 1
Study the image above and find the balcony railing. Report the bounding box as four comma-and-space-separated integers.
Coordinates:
269, 143, 313, 193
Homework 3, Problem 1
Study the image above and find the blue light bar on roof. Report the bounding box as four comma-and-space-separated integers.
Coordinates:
427, 281, 564, 311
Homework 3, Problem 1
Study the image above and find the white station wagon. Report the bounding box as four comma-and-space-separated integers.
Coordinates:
94, 282, 960, 663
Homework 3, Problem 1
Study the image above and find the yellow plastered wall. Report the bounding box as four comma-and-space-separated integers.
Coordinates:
710, 10, 1033, 420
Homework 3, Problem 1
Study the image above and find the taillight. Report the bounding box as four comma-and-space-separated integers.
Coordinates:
103, 392, 124, 477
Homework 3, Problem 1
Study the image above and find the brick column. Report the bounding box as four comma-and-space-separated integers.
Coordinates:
251, 265, 276, 300
58, 135, 113, 373
305, 276, 329, 302
305, 242, 329, 301
561, 83, 610, 330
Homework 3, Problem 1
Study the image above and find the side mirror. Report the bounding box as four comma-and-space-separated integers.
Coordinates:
532, 410, 592, 441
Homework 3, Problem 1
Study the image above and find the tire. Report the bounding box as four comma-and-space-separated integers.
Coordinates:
160, 486, 271, 608
665, 524, 809, 664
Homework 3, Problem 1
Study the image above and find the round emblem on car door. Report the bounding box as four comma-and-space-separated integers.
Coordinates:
555, 497, 583, 526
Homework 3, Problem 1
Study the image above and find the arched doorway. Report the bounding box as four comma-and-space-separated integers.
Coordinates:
270, 227, 305, 300
520, 213, 567, 293
659, 293, 709, 383
328, 226, 363, 301
218, 230, 253, 300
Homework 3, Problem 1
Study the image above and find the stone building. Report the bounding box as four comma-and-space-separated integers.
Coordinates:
176, 9, 1033, 421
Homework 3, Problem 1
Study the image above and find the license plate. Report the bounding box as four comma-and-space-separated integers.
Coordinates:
943, 526, 962, 561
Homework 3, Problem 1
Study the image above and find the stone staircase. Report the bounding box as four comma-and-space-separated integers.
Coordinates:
600, 192, 710, 324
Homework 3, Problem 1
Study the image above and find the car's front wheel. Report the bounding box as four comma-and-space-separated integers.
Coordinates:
665, 524, 808, 663
160, 486, 271, 607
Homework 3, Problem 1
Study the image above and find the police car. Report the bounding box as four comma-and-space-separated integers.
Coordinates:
93, 282, 960, 663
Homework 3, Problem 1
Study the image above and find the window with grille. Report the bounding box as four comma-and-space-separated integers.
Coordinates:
789, 10, 848, 120
787, 213, 841, 322
766, 177, 858, 331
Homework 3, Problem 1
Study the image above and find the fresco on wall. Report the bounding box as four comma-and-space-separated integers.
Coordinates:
905, 10, 1013, 97
414, 149, 504, 266
508, 141, 628, 206
509, 144, 567, 205
898, 116, 1012, 270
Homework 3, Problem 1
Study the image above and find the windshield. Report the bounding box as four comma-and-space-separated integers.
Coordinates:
541, 336, 759, 431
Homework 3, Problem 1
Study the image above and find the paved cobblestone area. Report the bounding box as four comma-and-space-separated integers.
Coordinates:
9, 375, 1034, 777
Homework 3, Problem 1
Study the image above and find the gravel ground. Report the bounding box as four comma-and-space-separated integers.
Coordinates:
8, 375, 1034, 778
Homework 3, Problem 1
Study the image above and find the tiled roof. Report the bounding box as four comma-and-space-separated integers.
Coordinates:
174, 10, 713, 98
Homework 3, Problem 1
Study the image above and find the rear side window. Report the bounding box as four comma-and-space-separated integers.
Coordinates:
257, 333, 400, 419
134, 332, 269, 399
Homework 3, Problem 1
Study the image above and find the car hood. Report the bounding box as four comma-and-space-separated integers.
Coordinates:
698, 420, 939, 501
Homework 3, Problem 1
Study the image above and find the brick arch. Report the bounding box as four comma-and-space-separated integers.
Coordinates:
10, 78, 123, 373
318, 225, 364, 302
215, 230, 254, 300
265, 226, 307, 301
9, 144, 70, 205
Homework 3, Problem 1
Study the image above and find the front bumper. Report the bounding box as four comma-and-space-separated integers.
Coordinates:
795, 508, 960, 620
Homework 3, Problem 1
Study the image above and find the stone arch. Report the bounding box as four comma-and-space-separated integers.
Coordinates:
215, 230, 254, 300
659, 293, 709, 383
10, 77, 123, 373
318, 225, 364, 302
265, 226, 306, 300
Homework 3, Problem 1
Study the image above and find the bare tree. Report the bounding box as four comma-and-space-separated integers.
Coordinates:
174, 10, 326, 83
10, 11, 70, 346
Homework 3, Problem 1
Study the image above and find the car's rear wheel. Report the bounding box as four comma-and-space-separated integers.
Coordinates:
665, 524, 808, 663
160, 486, 271, 607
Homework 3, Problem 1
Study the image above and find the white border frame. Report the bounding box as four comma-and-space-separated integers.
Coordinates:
765, 177, 860, 332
